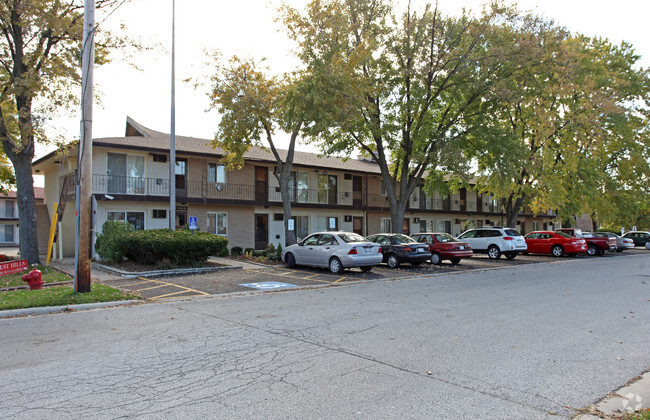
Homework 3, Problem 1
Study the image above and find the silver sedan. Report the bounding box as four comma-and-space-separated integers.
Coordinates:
281, 231, 383, 274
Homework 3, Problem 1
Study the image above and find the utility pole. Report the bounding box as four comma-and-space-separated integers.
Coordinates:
75, 0, 94, 292
169, 0, 176, 230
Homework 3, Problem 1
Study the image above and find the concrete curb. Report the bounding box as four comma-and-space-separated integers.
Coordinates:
0, 299, 141, 319
575, 370, 650, 419
93, 262, 242, 278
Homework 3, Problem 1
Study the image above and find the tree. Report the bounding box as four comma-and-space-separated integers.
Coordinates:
464, 24, 650, 227
281, 0, 527, 233
0, 0, 124, 264
207, 55, 313, 246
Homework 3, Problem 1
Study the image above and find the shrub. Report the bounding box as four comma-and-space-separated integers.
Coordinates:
265, 243, 276, 255
118, 229, 229, 266
231, 246, 243, 256
95, 221, 132, 263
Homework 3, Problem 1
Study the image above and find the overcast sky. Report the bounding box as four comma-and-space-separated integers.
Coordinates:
41, 0, 650, 160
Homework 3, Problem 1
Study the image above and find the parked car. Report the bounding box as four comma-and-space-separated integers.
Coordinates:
555, 228, 615, 256
410, 232, 473, 264
365, 233, 431, 268
596, 232, 634, 252
281, 231, 382, 274
622, 231, 650, 247
456, 227, 527, 259
524, 231, 587, 257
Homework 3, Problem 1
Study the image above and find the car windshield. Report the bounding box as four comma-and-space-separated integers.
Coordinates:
504, 229, 521, 236
434, 234, 457, 243
392, 234, 417, 244
338, 232, 366, 243
556, 232, 573, 238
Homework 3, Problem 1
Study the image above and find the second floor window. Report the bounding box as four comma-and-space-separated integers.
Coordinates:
289, 172, 309, 203
107, 153, 144, 194
0, 200, 15, 218
317, 174, 337, 205
208, 163, 226, 183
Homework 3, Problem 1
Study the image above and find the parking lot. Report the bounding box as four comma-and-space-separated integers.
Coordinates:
100, 248, 648, 300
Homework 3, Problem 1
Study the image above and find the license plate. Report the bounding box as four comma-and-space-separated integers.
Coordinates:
459, 246, 464, 250
417, 248, 425, 253
363, 247, 373, 254
516, 239, 523, 244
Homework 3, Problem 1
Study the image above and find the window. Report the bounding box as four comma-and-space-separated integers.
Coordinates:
152, 209, 167, 219
380, 179, 387, 196
208, 162, 226, 183
107, 153, 145, 194
152, 154, 167, 163
317, 216, 338, 231
419, 219, 434, 233
0, 224, 14, 242
1, 201, 15, 218
381, 218, 391, 233
532, 221, 538, 231
107, 211, 145, 230
289, 172, 309, 203
207, 212, 228, 235
291, 216, 309, 240
317, 174, 337, 204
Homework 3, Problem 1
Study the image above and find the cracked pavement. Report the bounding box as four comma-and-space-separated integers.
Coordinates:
0, 254, 649, 419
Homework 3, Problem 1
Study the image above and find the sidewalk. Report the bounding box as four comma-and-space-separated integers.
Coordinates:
576, 371, 650, 419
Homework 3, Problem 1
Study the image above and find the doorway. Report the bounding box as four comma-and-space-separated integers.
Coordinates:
255, 214, 268, 250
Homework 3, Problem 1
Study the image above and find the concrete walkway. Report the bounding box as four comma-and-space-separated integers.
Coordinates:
576, 371, 650, 419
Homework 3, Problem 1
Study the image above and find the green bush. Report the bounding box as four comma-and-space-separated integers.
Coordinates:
118, 229, 228, 266
95, 221, 133, 263
231, 246, 243, 256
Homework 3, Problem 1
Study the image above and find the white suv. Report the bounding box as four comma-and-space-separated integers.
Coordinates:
457, 227, 527, 259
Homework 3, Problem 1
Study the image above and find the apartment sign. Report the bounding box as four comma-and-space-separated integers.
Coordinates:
0, 259, 28, 277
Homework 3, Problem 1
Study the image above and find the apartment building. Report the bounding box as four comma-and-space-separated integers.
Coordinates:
32, 118, 555, 256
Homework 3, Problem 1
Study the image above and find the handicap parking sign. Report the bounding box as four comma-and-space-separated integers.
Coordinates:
239, 281, 297, 290
189, 216, 197, 230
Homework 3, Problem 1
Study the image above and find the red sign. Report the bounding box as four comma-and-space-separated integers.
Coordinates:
0, 259, 28, 276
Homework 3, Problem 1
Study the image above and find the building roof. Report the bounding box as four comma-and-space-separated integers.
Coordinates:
1, 187, 44, 200
34, 117, 382, 175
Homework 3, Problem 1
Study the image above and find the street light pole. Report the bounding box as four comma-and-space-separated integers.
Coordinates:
169, 0, 176, 230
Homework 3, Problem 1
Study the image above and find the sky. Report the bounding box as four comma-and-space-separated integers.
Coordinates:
41, 0, 650, 160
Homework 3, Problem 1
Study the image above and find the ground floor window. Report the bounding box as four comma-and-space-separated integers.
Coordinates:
207, 212, 228, 236
317, 216, 338, 231
0, 224, 14, 242
292, 216, 309, 240
381, 218, 391, 233
438, 220, 452, 234
107, 211, 145, 231
419, 219, 434, 233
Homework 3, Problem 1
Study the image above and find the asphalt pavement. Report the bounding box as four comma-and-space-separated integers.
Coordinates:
0, 252, 648, 418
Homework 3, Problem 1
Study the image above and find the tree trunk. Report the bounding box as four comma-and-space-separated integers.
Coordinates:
8, 151, 40, 264
279, 179, 296, 246
504, 195, 524, 228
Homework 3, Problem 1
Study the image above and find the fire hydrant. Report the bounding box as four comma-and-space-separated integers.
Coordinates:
22, 269, 43, 290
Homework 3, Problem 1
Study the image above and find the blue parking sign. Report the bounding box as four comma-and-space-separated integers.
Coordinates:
189, 216, 198, 230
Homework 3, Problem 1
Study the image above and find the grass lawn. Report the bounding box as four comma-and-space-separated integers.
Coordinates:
0, 284, 140, 311
0, 265, 71, 288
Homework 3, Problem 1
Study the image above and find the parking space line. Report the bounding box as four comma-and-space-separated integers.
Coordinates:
135, 283, 169, 291
135, 277, 210, 298
151, 289, 206, 300
332, 276, 351, 284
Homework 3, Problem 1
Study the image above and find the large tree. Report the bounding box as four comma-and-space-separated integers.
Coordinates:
207, 55, 314, 246
464, 25, 650, 227
281, 0, 528, 233
0, 0, 123, 263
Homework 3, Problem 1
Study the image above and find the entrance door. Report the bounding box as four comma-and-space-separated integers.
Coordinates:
353, 176, 363, 206
255, 167, 268, 202
255, 214, 268, 250
353, 217, 363, 235
175, 211, 187, 229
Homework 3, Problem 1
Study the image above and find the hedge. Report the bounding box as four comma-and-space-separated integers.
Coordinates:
120, 229, 229, 265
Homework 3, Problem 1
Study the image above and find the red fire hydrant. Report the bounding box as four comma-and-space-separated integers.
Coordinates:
22, 269, 43, 290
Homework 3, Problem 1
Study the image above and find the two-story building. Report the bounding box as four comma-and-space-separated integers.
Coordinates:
0, 187, 49, 249
32, 118, 556, 257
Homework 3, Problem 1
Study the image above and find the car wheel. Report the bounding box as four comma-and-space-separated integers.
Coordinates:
286, 253, 296, 268
329, 257, 344, 274
551, 245, 564, 257
430, 253, 441, 265
587, 244, 598, 256
360, 266, 373, 273
387, 254, 400, 268
505, 252, 517, 260
487, 245, 501, 259
449, 258, 461, 265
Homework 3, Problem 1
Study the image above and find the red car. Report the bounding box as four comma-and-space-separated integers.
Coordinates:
524, 231, 588, 257
411, 233, 473, 264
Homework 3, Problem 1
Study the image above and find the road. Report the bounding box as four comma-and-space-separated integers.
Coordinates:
1, 253, 648, 419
